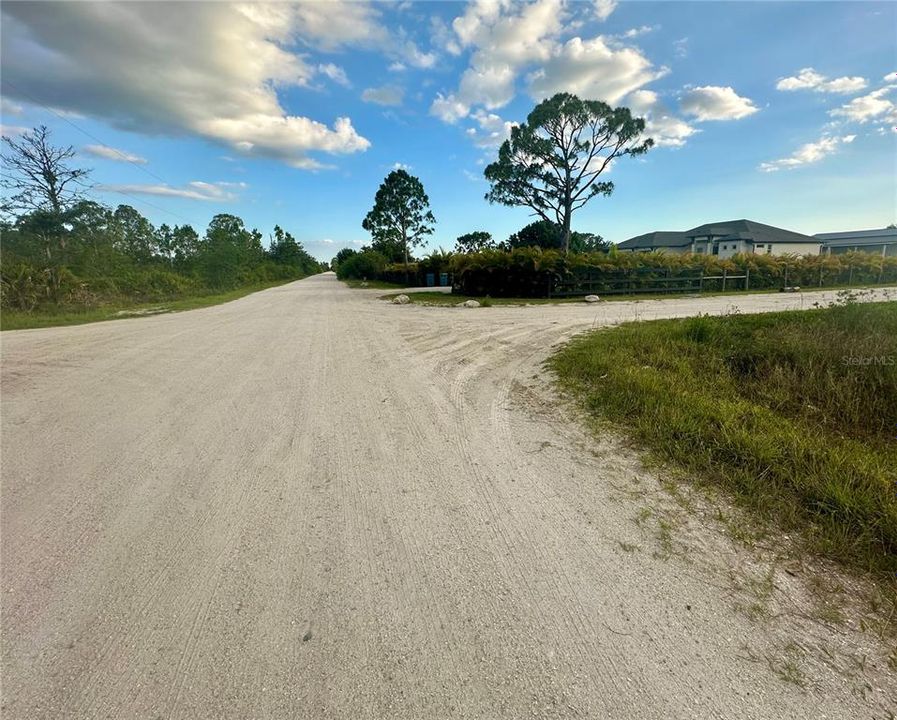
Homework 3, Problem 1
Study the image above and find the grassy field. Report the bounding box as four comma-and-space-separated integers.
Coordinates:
551, 300, 897, 579
1, 279, 299, 331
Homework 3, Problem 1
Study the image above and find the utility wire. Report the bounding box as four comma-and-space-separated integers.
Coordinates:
2, 80, 196, 225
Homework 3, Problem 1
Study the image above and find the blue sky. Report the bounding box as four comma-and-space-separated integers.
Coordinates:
2, 1, 895, 260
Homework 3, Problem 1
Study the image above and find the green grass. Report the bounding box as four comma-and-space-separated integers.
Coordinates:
1, 278, 298, 331
550, 300, 897, 580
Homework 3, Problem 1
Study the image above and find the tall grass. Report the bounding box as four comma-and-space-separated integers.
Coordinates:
551, 301, 897, 577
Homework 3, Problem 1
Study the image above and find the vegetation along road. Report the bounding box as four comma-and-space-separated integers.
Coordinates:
2, 274, 895, 719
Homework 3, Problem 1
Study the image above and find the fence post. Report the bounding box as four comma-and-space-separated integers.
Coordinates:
819, 265, 823, 287
745, 267, 750, 291
848, 265, 853, 286
699, 269, 704, 293
722, 268, 727, 292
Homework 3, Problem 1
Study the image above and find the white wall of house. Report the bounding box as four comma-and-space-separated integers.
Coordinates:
717, 240, 747, 259
765, 242, 821, 257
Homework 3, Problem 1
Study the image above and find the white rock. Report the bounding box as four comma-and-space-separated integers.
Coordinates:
584, 295, 600, 303
392, 294, 410, 305
459, 300, 480, 308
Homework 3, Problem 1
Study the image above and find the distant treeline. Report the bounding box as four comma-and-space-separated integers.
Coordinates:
1, 202, 326, 312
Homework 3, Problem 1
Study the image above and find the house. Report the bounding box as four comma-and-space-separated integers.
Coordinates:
618, 219, 821, 258
815, 227, 897, 257
616, 231, 690, 254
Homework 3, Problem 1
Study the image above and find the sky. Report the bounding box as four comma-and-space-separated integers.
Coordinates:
1, 1, 895, 261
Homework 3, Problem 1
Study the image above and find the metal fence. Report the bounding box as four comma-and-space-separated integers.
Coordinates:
549, 268, 750, 298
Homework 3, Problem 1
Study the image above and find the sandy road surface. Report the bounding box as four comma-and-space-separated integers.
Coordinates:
2, 275, 895, 719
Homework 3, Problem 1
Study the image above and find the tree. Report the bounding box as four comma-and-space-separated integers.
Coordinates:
507, 220, 563, 250
110, 204, 157, 264
157, 223, 200, 268
332, 247, 358, 269
570, 231, 608, 253
454, 231, 494, 253
484, 93, 652, 254
1, 125, 91, 216
362, 169, 435, 266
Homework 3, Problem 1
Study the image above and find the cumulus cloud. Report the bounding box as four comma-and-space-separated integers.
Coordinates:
435, 0, 565, 116
432, 0, 667, 130
679, 86, 758, 121
430, 92, 471, 123
626, 90, 697, 148
361, 85, 404, 106
0, 3, 370, 169
82, 144, 148, 164
776, 67, 867, 94
99, 180, 247, 201
829, 86, 896, 123
529, 36, 669, 104
758, 134, 855, 172
465, 109, 516, 148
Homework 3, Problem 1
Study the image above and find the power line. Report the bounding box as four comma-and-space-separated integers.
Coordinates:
2, 80, 196, 224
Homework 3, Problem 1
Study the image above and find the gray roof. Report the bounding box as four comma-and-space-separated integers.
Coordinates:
617, 230, 688, 250
684, 219, 819, 244
814, 228, 897, 246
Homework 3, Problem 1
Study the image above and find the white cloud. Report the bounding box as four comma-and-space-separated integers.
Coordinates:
388, 61, 407, 73
430, 92, 470, 123
99, 180, 247, 201
318, 63, 351, 88
829, 86, 895, 123
673, 37, 688, 59
1, 3, 371, 169
442, 0, 565, 112
623, 25, 658, 39
776, 67, 867, 94
433, 0, 669, 148
593, 0, 618, 22
285, 1, 388, 51
465, 109, 516, 148
758, 134, 855, 172
391, 162, 412, 171
0, 124, 28, 136
361, 85, 404, 106
1, 97, 24, 116
679, 86, 758, 121
529, 36, 669, 104
82, 144, 148, 164
626, 90, 697, 148
403, 41, 438, 69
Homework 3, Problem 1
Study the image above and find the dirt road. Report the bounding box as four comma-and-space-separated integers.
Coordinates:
2, 275, 894, 719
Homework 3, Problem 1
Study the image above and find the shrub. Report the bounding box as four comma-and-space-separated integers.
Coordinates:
335, 250, 388, 280
449, 248, 897, 298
